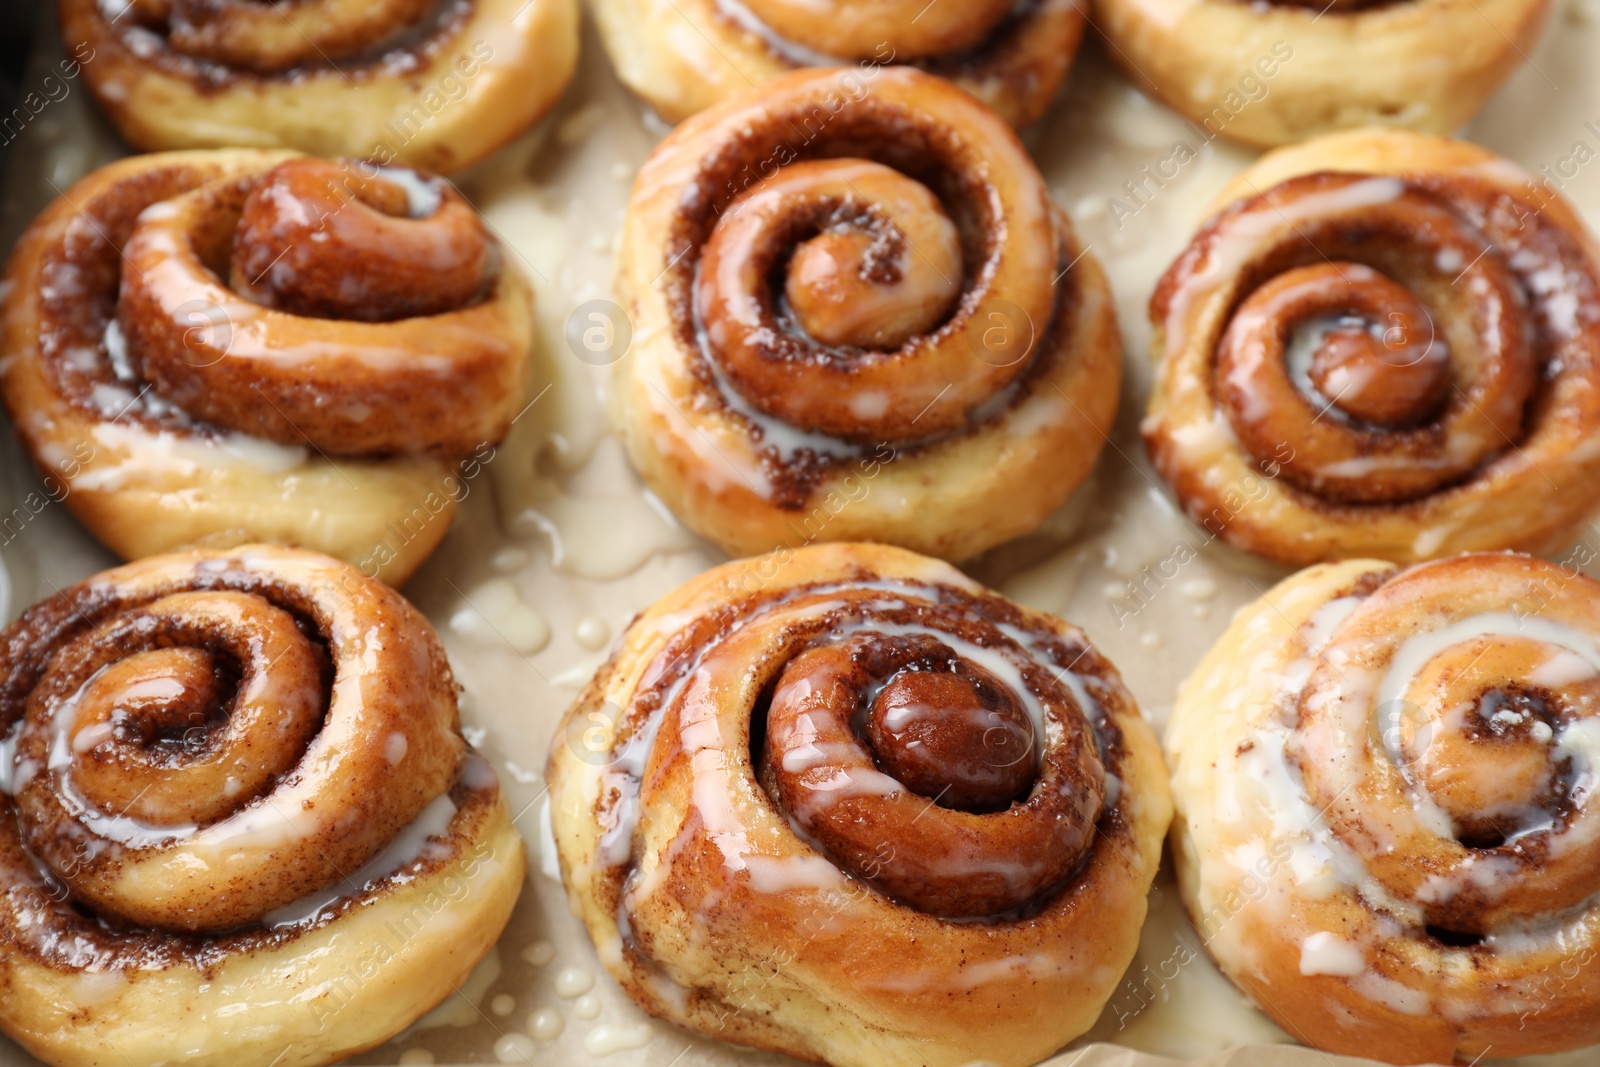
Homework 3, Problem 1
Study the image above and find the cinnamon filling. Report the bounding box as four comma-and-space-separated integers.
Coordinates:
0, 552, 471, 946
1157, 170, 1600, 508
599, 576, 1122, 920
37, 155, 524, 457
1293, 555, 1600, 937
661, 83, 1074, 496
155, 0, 442, 72
97, 0, 474, 81
863, 661, 1036, 813
229, 157, 498, 321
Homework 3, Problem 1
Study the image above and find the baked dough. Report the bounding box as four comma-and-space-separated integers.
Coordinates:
1143, 128, 1600, 565
1095, 0, 1549, 146
1169, 552, 1600, 1062
0, 150, 533, 585
59, 0, 578, 173
0, 544, 526, 1067
548, 542, 1171, 1067
591, 0, 1083, 127
613, 67, 1122, 561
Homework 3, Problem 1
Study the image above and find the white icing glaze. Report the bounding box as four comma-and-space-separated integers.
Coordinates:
506, 476, 699, 581
527, 1006, 564, 1040
594, 579, 1106, 880
493, 1033, 536, 1062
581, 1021, 653, 1056
554, 966, 594, 998
1375, 612, 1600, 750
374, 166, 446, 218
536, 793, 562, 882
1557, 718, 1600, 796
1215, 581, 1600, 1034
574, 615, 611, 651
262, 791, 458, 928
573, 992, 601, 1020
1163, 178, 1407, 350
0, 720, 21, 797
830, 618, 1053, 747
449, 578, 551, 655
1297, 931, 1365, 977
711, 0, 844, 67
9, 16, 1600, 1066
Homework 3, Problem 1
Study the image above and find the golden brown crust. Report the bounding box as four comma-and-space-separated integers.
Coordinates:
0, 545, 526, 1067
1094, 0, 1550, 147
58, 0, 578, 173
0, 150, 533, 585
1142, 129, 1600, 566
1168, 553, 1600, 1063
613, 67, 1122, 561
591, 0, 1083, 128
547, 542, 1171, 1067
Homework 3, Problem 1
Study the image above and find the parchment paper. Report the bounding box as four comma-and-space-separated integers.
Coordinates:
3, 3, 1599, 1065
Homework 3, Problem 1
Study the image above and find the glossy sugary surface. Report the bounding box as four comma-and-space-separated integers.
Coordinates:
1168, 553, 1600, 1062
0, 545, 525, 1067
8, 12, 1600, 1067
612, 67, 1122, 561
590, 0, 1084, 128
547, 542, 1170, 1067
1144, 129, 1600, 563
59, 0, 579, 173
0, 149, 533, 584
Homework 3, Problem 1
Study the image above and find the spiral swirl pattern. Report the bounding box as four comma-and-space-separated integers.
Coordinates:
591, 0, 1082, 128
131, 0, 442, 73
0, 150, 532, 583
117, 155, 520, 455
547, 543, 1169, 1067
0, 546, 525, 1067
1168, 553, 1600, 1063
615, 67, 1121, 561
60, 0, 578, 173
1144, 130, 1600, 565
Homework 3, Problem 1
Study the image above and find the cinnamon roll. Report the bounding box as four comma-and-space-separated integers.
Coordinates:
592, 0, 1081, 128
1094, 0, 1548, 147
613, 67, 1121, 561
1142, 129, 1600, 566
0, 150, 533, 585
1168, 552, 1600, 1063
547, 542, 1171, 1067
60, 0, 578, 173
0, 544, 526, 1067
